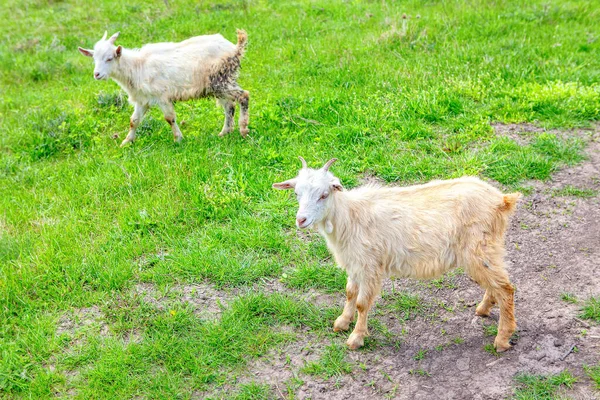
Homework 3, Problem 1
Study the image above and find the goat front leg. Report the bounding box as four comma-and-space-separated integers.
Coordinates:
159, 102, 183, 142
333, 278, 358, 332
121, 103, 148, 147
347, 276, 382, 350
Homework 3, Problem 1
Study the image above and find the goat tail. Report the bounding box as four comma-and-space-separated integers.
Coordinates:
207, 30, 247, 88
235, 29, 248, 58
499, 193, 521, 214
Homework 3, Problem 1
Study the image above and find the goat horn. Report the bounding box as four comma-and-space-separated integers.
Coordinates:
298, 156, 307, 169
109, 31, 120, 44
322, 158, 338, 171
102, 31, 108, 41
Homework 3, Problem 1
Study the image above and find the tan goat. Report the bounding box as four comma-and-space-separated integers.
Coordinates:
273, 157, 520, 352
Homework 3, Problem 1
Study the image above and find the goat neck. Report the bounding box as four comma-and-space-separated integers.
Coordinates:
315, 189, 349, 241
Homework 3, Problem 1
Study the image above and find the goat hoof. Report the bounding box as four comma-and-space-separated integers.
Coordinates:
494, 338, 512, 352
346, 333, 364, 350
475, 307, 491, 317
174, 136, 183, 143
120, 139, 133, 147
240, 128, 249, 137
218, 130, 232, 137
333, 317, 350, 332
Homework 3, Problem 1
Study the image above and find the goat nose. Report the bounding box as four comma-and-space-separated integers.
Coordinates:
296, 216, 307, 226
94, 72, 100, 79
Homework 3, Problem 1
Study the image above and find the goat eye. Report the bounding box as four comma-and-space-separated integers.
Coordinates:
320, 193, 329, 200
106, 58, 113, 62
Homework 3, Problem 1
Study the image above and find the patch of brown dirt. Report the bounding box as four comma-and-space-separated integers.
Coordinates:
56, 305, 109, 339
492, 123, 546, 145
132, 282, 234, 319
257, 278, 341, 308
239, 333, 325, 386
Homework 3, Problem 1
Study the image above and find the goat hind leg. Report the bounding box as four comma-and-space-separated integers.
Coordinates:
217, 98, 235, 137
476, 289, 497, 317
468, 258, 516, 352
237, 90, 249, 137
494, 282, 516, 352
227, 89, 249, 137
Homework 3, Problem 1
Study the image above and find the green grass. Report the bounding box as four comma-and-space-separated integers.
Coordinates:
552, 185, 598, 198
513, 370, 577, 400
1, 0, 599, 397
408, 368, 431, 377
484, 343, 501, 357
483, 323, 499, 337
56, 293, 334, 397
206, 382, 275, 400
300, 342, 352, 379
423, 268, 462, 290
580, 297, 600, 322
584, 364, 600, 390
281, 262, 347, 293
452, 337, 465, 345
413, 349, 428, 361
230, 383, 275, 400
560, 292, 578, 304
386, 293, 427, 321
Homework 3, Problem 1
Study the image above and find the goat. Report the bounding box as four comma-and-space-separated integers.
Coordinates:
78, 30, 249, 146
273, 157, 520, 352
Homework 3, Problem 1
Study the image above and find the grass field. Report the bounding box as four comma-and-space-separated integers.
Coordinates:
1, 0, 599, 398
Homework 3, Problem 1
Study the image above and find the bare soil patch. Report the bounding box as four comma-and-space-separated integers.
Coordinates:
56, 305, 109, 340
257, 278, 341, 308
132, 282, 235, 319
240, 333, 326, 386
492, 122, 546, 145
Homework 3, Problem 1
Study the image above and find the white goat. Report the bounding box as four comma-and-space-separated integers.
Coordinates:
273, 157, 520, 352
78, 30, 249, 146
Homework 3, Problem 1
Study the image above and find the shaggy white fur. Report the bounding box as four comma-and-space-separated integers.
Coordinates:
79, 30, 249, 146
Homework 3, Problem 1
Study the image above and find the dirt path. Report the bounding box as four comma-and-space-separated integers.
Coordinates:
240, 125, 600, 400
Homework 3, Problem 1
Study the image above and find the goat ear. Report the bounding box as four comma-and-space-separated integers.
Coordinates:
115, 45, 122, 57
272, 179, 297, 190
331, 177, 343, 191
78, 47, 94, 57
108, 31, 120, 44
